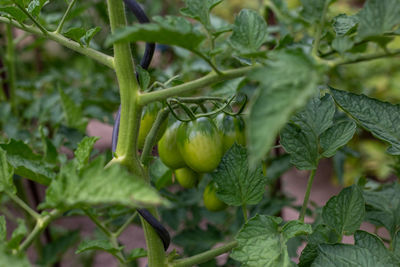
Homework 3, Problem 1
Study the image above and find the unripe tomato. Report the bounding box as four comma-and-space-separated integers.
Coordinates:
158, 121, 186, 169
138, 102, 167, 149
175, 167, 200, 188
214, 113, 246, 153
177, 117, 223, 173
203, 181, 227, 212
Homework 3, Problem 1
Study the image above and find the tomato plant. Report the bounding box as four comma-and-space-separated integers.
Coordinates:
1, 0, 400, 266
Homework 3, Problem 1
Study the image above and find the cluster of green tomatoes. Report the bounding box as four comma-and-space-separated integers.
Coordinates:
137, 99, 246, 211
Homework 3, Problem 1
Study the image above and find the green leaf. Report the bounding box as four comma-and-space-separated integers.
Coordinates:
76, 239, 123, 256
300, 0, 333, 23
331, 36, 354, 54
231, 215, 312, 267
332, 14, 358, 36
0, 6, 28, 23
393, 230, 400, 258
0, 245, 30, 267
59, 89, 88, 133
42, 156, 166, 210
0, 216, 6, 241
27, 0, 49, 17
39, 126, 58, 165
80, 27, 101, 47
320, 121, 356, 157
211, 144, 267, 206
229, 9, 268, 55
280, 123, 319, 170
322, 185, 365, 236
0, 147, 16, 194
136, 65, 151, 91
312, 231, 399, 267
330, 87, 400, 155
106, 16, 206, 51
180, 0, 222, 29
63, 27, 86, 43
74, 136, 100, 170
357, 0, 400, 39
126, 248, 147, 262
362, 182, 400, 237
149, 158, 173, 190
7, 219, 27, 250
39, 231, 80, 266
247, 49, 320, 166
0, 139, 55, 186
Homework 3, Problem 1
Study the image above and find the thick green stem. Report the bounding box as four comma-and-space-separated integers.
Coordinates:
138, 66, 256, 105
5, 24, 17, 113
311, 1, 329, 57
0, 17, 114, 69
172, 241, 238, 267
55, 0, 78, 33
140, 108, 170, 166
18, 209, 62, 252
140, 208, 166, 267
299, 169, 316, 222
106, 1, 165, 266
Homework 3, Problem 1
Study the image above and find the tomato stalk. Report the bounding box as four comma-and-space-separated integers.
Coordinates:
299, 169, 317, 222
55, 0, 78, 34
106, 1, 166, 266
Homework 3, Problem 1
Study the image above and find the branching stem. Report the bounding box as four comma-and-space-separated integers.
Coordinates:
55, 0, 78, 33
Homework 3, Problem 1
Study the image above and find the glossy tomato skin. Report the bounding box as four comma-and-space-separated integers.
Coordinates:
177, 117, 223, 173
215, 113, 246, 153
138, 102, 167, 149
203, 181, 227, 211
174, 167, 200, 188
158, 121, 186, 169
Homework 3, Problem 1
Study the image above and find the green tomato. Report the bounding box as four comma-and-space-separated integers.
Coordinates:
203, 181, 227, 212
177, 117, 223, 173
175, 167, 200, 188
214, 113, 246, 153
138, 102, 167, 149
158, 121, 186, 169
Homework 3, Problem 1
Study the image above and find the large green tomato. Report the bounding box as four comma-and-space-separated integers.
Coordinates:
174, 167, 200, 188
138, 102, 167, 149
214, 113, 246, 153
203, 181, 227, 212
177, 117, 223, 173
158, 121, 186, 169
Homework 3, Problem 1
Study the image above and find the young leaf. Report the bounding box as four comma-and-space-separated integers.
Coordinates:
106, 16, 206, 51
0, 139, 55, 186
136, 65, 151, 91
330, 87, 400, 155
27, 0, 49, 17
42, 156, 166, 210
363, 182, 400, 237
180, 0, 222, 30
320, 121, 356, 157
59, 89, 88, 133
229, 9, 268, 55
312, 231, 399, 266
331, 36, 355, 54
247, 49, 320, 167
7, 219, 27, 250
63, 27, 86, 43
322, 185, 365, 236
211, 144, 268, 206
149, 158, 173, 190
80, 27, 101, 47
230, 215, 312, 267
74, 136, 100, 170
126, 248, 147, 262
0, 147, 16, 194
357, 0, 400, 39
332, 14, 358, 36
76, 239, 123, 256
280, 123, 319, 170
